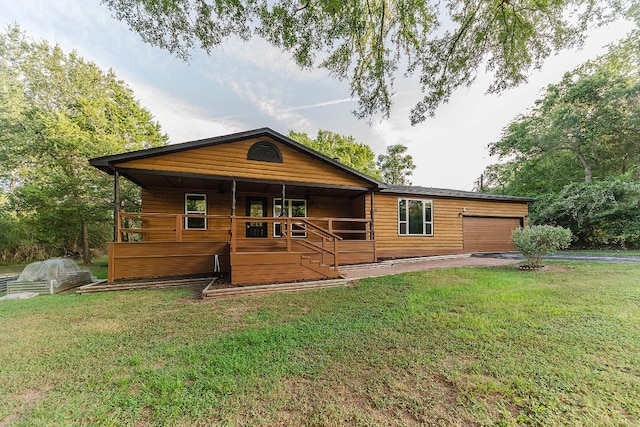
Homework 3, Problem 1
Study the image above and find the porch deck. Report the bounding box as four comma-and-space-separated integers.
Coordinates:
108, 213, 376, 285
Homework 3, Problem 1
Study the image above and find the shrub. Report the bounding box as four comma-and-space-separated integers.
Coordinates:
512, 225, 572, 268
531, 176, 640, 249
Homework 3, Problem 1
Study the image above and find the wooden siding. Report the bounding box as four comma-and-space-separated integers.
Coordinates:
140, 188, 232, 242
373, 193, 528, 258
139, 188, 366, 241
115, 137, 372, 188
308, 195, 356, 218
230, 252, 338, 285
338, 240, 376, 264
108, 242, 230, 282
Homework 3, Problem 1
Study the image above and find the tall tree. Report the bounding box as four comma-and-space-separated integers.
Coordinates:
486, 33, 640, 193
0, 26, 168, 263
289, 129, 381, 179
102, 0, 637, 124
376, 144, 415, 185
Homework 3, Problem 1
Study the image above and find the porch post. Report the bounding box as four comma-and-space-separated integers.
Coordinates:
231, 179, 236, 216
369, 191, 375, 241
113, 169, 120, 242
281, 184, 286, 216
281, 183, 286, 244
231, 180, 236, 254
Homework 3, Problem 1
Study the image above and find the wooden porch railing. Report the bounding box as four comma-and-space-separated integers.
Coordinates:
229, 216, 344, 271
116, 212, 371, 272
306, 217, 372, 240
117, 212, 232, 242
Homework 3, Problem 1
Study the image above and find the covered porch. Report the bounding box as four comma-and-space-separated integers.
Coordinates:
108, 173, 377, 285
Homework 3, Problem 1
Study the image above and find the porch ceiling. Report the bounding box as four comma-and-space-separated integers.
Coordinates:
118, 168, 372, 198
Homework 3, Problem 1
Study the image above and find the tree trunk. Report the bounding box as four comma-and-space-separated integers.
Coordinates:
576, 151, 592, 182
81, 219, 91, 265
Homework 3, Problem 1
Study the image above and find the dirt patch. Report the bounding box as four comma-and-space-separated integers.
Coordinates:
514, 264, 575, 273
0, 389, 46, 427
221, 304, 253, 320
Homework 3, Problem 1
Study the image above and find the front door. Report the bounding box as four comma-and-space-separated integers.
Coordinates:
246, 197, 267, 237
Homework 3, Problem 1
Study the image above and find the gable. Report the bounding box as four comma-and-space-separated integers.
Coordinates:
112, 136, 375, 188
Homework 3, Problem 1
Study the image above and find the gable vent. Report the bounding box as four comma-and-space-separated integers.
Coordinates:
247, 141, 283, 163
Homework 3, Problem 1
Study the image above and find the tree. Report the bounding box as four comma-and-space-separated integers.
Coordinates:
376, 144, 415, 185
0, 26, 168, 263
288, 129, 381, 179
486, 33, 640, 194
102, 0, 637, 124
533, 174, 640, 249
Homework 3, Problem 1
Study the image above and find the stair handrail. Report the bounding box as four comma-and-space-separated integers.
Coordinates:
297, 219, 343, 241
282, 219, 340, 269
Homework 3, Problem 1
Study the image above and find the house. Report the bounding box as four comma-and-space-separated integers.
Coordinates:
90, 128, 532, 286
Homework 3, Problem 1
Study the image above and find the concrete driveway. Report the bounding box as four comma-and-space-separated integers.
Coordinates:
340, 254, 520, 280
472, 252, 640, 264
340, 252, 640, 280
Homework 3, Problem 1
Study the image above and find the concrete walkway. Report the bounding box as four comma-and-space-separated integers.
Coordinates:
340, 254, 521, 280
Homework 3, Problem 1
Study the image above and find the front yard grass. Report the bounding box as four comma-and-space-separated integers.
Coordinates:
1, 262, 638, 426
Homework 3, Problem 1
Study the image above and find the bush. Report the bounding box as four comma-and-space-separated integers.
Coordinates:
531, 175, 640, 249
512, 225, 572, 268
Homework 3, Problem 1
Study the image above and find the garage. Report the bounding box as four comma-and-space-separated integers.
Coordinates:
463, 216, 523, 252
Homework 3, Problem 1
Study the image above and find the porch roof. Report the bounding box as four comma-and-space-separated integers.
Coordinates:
113, 167, 372, 198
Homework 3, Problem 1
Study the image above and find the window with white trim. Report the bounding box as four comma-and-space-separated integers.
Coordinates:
185, 193, 207, 229
273, 198, 307, 237
398, 198, 433, 236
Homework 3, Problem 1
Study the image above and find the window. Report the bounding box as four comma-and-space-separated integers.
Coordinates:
185, 193, 207, 229
398, 198, 433, 236
247, 141, 282, 163
273, 198, 307, 237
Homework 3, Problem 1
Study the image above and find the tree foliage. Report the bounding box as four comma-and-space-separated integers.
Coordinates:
488, 33, 640, 190
376, 144, 415, 185
483, 34, 640, 249
102, 0, 637, 123
533, 174, 640, 249
0, 26, 168, 263
485, 33, 640, 196
288, 129, 381, 178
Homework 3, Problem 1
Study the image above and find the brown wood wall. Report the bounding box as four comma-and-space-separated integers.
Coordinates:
337, 240, 376, 264
372, 193, 529, 258
139, 188, 365, 241
108, 242, 230, 282
115, 137, 372, 188
139, 188, 232, 242
231, 253, 330, 285
108, 240, 372, 284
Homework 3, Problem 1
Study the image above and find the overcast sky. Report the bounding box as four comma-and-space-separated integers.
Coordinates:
2, 2, 634, 190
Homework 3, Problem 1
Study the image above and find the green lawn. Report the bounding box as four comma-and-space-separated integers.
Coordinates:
1, 262, 639, 426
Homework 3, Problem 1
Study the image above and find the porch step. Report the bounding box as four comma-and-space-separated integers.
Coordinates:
300, 255, 338, 277
76, 277, 216, 294
202, 278, 353, 299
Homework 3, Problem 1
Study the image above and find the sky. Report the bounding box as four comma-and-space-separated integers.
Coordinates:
2, 1, 635, 190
